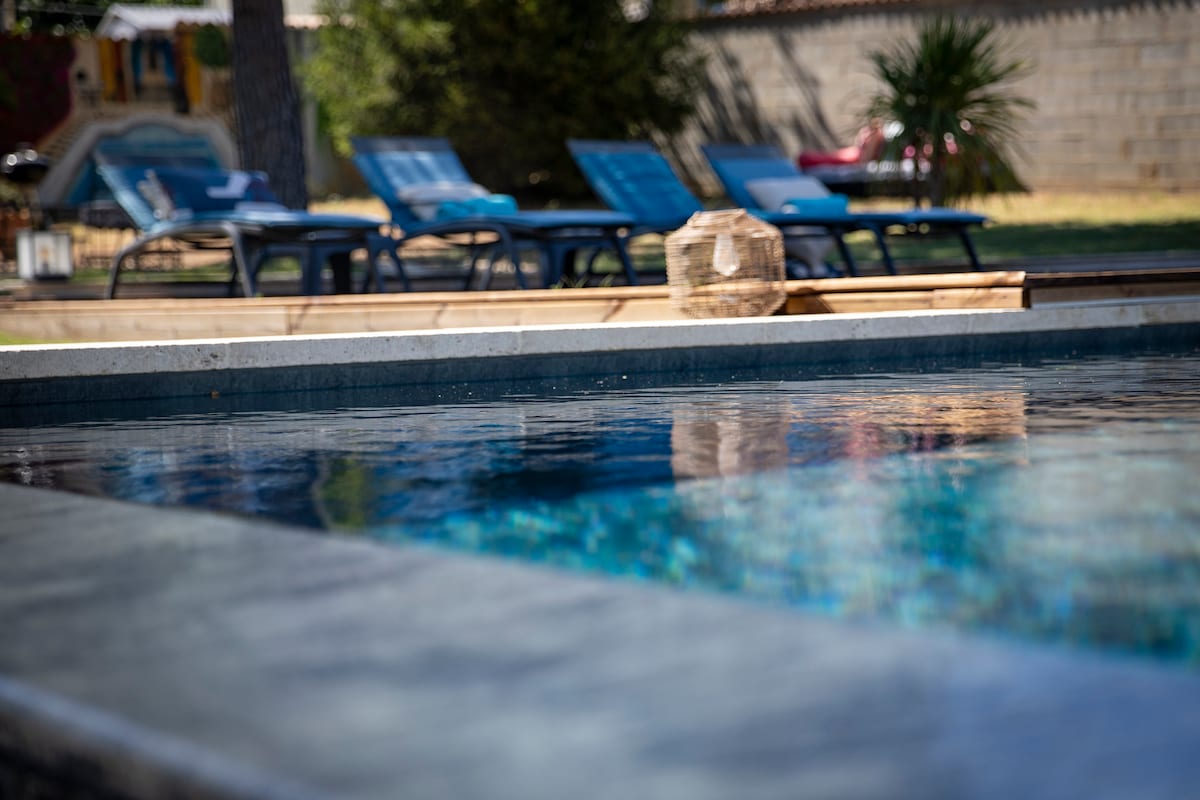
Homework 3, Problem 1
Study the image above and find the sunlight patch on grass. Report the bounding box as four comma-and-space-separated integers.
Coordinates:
854, 191, 1200, 226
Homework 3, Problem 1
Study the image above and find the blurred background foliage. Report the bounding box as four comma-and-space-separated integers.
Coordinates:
304, 0, 705, 204
6, 0, 203, 35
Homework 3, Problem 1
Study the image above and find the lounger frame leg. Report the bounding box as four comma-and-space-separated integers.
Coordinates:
831, 231, 860, 278
365, 235, 404, 292
219, 223, 257, 297
107, 228, 256, 299
106, 248, 133, 299
868, 225, 898, 276
608, 232, 639, 286
958, 227, 983, 271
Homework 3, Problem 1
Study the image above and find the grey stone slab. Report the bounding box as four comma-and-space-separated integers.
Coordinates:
3, 303, 1199, 408
2, 482, 1200, 800
4, 302, 1200, 383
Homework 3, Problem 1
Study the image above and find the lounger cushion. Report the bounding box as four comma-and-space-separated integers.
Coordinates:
742, 177, 845, 270
435, 194, 519, 220
397, 181, 490, 220
745, 176, 836, 212
147, 168, 283, 219
779, 195, 850, 216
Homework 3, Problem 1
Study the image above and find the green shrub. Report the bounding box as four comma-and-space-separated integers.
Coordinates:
304, 0, 704, 203
193, 24, 231, 68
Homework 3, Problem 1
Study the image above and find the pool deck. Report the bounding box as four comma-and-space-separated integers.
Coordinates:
5, 481, 1200, 800
3, 290, 1200, 797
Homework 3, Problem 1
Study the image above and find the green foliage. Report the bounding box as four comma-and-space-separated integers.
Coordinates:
192, 24, 231, 68
304, 0, 704, 202
13, 0, 204, 35
865, 16, 1034, 206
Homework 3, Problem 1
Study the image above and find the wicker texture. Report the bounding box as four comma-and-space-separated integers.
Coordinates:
665, 209, 786, 318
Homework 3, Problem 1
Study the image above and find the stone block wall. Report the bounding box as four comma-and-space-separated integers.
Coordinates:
678, 1, 1200, 194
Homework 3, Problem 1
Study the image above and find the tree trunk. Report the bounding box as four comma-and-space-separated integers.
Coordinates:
927, 139, 948, 208
231, 0, 308, 209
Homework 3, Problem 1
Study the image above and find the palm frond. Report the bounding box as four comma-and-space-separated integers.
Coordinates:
862, 15, 1035, 205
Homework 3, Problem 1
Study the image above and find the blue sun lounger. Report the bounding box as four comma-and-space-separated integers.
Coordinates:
567, 138, 880, 278
97, 155, 396, 298
351, 136, 639, 288
700, 143, 988, 275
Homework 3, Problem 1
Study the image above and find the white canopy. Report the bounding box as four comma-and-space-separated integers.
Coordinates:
94, 5, 232, 40
93, 4, 324, 40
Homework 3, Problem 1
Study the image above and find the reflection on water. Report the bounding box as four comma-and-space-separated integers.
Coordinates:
3, 351, 1200, 664
671, 403, 793, 479
669, 390, 1028, 479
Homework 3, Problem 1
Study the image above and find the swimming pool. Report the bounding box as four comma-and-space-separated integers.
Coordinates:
4, 346, 1200, 665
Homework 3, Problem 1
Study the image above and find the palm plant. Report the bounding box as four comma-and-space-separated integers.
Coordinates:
865, 15, 1034, 207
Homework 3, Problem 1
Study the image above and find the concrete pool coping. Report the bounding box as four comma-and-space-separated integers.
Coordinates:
4, 481, 1200, 800
3, 299, 1200, 797
4, 298, 1200, 407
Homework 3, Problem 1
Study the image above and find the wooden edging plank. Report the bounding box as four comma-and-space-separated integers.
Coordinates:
8, 269, 1200, 343
783, 271, 1027, 294
1, 271, 1029, 313
788, 287, 1025, 315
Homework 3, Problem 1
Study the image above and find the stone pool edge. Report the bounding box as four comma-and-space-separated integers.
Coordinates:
3, 301, 1200, 406
3, 481, 1200, 800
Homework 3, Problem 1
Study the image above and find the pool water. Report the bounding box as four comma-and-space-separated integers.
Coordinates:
5, 348, 1200, 664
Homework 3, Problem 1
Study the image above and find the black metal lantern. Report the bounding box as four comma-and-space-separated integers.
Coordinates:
2, 144, 52, 229
2, 145, 51, 185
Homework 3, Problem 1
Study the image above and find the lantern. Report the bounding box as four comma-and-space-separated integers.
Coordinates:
665, 209, 786, 318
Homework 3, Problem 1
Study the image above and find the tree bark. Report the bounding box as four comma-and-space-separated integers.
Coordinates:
230, 0, 308, 209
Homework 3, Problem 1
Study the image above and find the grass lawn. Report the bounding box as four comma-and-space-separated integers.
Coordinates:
11, 190, 1200, 289
318, 190, 1200, 276
845, 191, 1200, 266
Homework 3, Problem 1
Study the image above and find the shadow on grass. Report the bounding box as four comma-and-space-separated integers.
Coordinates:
849, 220, 1200, 269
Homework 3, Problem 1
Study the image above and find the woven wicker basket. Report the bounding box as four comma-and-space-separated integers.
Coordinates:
665, 209, 786, 318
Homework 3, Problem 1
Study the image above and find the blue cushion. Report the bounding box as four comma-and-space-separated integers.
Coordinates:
147, 168, 281, 215
435, 194, 519, 219
780, 195, 850, 216
398, 181, 490, 220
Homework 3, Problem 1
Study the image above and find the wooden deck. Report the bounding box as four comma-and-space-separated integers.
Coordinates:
2, 269, 1199, 343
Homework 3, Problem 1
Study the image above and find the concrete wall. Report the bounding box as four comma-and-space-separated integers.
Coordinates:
677, 1, 1200, 194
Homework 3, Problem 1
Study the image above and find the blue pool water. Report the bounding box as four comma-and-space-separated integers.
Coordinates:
4, 348, 1200, 664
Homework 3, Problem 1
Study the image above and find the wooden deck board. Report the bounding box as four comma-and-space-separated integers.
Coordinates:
3, 270, 1197, 343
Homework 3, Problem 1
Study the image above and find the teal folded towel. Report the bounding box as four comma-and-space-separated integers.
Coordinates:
780, 195, 850, 216
436, 194, 518, 219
